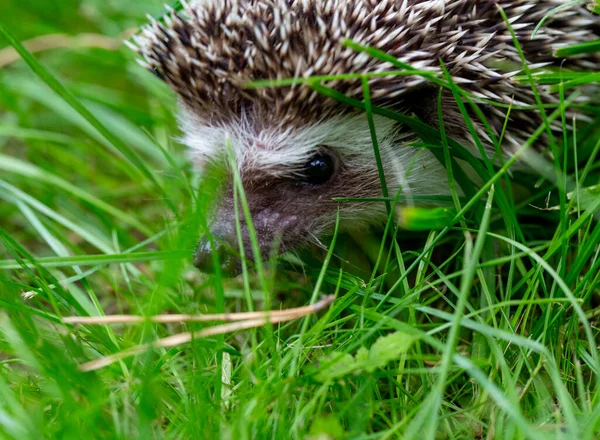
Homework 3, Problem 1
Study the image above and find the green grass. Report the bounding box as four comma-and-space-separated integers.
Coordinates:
1, 1, 600, 438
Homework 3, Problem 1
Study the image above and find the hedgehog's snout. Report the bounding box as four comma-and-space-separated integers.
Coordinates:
192, 199, 305, 277
193, 234, 243, 277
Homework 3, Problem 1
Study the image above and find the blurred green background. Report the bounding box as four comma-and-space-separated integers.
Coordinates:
0, 0, 184, 255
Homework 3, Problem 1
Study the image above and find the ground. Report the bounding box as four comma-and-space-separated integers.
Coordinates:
1, 1, 600, 439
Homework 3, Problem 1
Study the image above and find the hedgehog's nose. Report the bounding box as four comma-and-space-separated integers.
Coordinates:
193, 236, 242, 277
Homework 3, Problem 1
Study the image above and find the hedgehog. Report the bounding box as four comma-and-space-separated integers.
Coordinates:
131, 0, 600, 275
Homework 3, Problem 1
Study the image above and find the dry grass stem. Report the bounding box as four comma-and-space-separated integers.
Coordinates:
64, 295, 335, 325
77, 295, 335, 372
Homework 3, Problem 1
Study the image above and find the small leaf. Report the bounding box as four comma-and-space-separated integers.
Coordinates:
308, 415, 346, 440
365, 332, 417, 373
314, 353, 356, 382
355, 346, 369, 363
396, 206, 457, 231
545, 185, 600, 213
312, 332, 417, 380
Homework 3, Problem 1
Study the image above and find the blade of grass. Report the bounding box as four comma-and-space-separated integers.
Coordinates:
0, 20, 176, 215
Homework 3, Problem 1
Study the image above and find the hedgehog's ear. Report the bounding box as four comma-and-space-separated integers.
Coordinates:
400, 84, 442, 127
390, 85, 471, 142
375, 84, 442, 126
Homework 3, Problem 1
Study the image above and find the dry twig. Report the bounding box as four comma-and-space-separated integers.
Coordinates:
72, 295, 335, 372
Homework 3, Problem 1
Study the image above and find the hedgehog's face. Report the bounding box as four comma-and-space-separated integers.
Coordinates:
181, 108, 432, 275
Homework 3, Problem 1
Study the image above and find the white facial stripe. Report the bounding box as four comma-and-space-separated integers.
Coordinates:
178, 105, 451, 198
180, 108, 401, 167
246, 114, 404, 174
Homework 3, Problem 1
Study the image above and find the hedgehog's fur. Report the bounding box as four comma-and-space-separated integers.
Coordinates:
132, 0, 600, 273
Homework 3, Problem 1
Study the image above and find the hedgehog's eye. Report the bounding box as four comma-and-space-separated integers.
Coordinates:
299, 153, 335, 185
